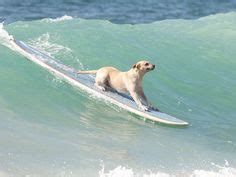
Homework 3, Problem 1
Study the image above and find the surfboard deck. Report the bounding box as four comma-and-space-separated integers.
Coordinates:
13, 39, 188, 126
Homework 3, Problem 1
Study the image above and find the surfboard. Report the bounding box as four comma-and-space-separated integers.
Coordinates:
12, 39, 188, 126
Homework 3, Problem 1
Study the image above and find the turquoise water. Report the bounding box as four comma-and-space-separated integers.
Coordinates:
0, 13, 236, 176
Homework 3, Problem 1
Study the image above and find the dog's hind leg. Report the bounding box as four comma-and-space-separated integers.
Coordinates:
95, 82, 107, 91
95, 73, 108, 91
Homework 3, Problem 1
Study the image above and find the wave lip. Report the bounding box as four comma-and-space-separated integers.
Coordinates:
42, 15, 73, 23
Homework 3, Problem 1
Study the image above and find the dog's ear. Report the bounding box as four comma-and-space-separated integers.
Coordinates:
136, 63, 141, 69
132, 64, 136, 69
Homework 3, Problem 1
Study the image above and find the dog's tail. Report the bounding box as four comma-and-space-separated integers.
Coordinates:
77, 70, 97, 74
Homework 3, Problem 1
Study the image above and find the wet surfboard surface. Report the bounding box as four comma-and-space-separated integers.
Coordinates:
13, 40, 188, 126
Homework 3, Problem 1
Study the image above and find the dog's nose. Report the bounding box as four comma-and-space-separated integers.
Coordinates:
152, 64, 155, 69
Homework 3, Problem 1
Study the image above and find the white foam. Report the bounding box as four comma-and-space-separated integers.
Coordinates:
99, 166, 134, 177
192, 167, 236, 177
98, 165, 236, 177
0, 170, 9, 177
0, 23, 14, 48
43, 15, 73, 23
99, 166, 171, 177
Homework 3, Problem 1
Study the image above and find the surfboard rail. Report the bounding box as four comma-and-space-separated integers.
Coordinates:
12, 39, 189, 126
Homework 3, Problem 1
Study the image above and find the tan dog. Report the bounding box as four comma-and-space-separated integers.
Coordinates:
77, 60, 156, 111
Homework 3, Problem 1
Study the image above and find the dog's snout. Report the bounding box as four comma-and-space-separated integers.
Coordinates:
151, 64, 155, 70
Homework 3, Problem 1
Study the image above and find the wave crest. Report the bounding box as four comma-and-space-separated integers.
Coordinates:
42, 15, 73, 23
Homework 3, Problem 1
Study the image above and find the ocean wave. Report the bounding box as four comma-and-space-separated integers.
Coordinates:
0, 12, 236, 177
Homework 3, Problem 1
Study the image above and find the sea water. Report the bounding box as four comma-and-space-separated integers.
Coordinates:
1, 0, 236, 24
0, 12, 236, 176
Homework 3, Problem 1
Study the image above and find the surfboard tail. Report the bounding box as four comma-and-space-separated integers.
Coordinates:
77, 70, 97, 74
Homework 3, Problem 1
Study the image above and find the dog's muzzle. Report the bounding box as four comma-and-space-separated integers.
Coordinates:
151, 64, 155, 70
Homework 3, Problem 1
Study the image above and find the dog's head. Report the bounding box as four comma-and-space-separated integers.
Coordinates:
132, 60, 155, 73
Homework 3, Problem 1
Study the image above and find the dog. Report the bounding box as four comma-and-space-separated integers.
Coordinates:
77, 60, 157, 111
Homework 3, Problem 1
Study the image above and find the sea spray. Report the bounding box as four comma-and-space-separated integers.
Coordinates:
42, 15, 73, 23
28, 33, 72, 57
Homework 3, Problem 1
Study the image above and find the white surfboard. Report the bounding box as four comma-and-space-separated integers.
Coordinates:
12, 39, 188, 126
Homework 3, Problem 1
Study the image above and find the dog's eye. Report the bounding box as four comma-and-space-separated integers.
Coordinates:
145, 63, 149, 66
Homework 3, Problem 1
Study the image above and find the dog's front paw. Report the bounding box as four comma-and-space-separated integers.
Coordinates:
149, 106, 160, 112
139, 105, 149, 112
